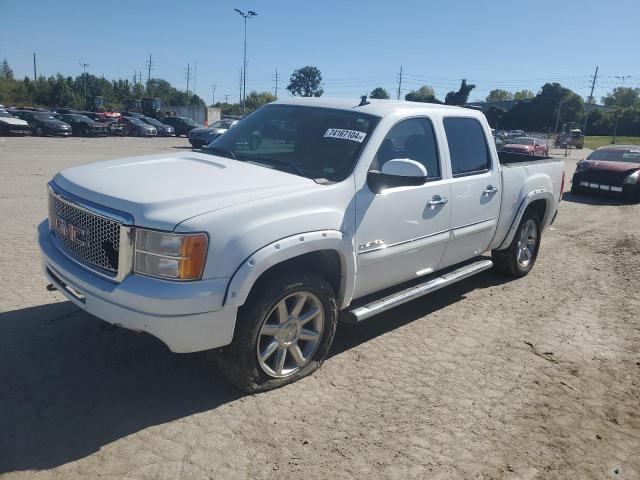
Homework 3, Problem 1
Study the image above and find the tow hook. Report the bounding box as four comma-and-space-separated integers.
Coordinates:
46, 283, 57, 292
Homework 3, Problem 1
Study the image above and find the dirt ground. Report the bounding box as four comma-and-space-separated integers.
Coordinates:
1, 136, 639, 479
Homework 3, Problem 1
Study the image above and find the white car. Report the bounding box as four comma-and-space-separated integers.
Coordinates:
0, 106, 31, 136
39, 98, 565, 391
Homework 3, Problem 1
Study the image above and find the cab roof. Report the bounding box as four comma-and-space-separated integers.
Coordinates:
271, 97, 482, 119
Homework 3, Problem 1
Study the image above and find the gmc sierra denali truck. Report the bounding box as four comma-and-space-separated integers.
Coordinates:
39, 98, 565, 392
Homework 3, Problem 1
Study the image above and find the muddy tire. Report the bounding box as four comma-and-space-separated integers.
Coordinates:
217, 271, 338, 393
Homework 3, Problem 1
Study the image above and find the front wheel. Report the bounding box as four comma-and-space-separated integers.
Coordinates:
217, 271, 338, 393
492, 212, 541, 277
35, 126, 44, 137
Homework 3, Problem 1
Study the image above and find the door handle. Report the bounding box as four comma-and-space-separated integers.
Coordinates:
427, 195, 448, 209
483, 185, 499, 196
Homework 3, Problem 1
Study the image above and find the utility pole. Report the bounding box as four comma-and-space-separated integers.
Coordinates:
582, 65, 598, 134
554, 98, 563, 134
397, 66, 403, 100
146, 53, 154, 86
239, 68, 243, 103
224, 94, 230, 103
193, 60, 197, 98
273, 68, 282, 100
185, 63, 191, 95
234, 9, 258, 116
211, 84, 216, 106
33, 52, 37, 80
612, 75, 632, 144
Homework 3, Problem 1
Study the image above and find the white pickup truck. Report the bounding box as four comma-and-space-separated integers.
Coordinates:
39, 98, 565, 391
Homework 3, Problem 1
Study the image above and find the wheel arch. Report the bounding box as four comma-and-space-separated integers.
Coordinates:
225, 230, 356, 311
496, 190, 555, 250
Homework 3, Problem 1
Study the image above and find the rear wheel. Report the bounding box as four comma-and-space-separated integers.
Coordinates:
35, 126, 44, 137
217, 271, 338, 393
492, 212, 541, 278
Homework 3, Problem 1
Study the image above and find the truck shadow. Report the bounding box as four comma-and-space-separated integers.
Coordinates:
0, 269, 509, 473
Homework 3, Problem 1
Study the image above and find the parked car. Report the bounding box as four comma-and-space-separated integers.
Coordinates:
501, 137, 548, 156
119, 116, 157, 137
38, 98, 564, 392
53, 113, 109, 137
11, 110, 72, 136
78, 111, 125, 136
554, 129, 584, 149
188, 119, 237, 147
0, 106, 31, 136
139, 116, 175, 136
162, 116, 203, 137
571, 145, 640, 201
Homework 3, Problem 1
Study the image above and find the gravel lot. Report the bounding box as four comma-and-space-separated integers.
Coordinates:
1, 137, 639, 479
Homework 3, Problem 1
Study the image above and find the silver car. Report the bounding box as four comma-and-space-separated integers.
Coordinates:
188, 119, 238, 148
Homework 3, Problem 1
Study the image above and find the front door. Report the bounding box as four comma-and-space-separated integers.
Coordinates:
439, 117, 501, 268
353, 117, 451, 299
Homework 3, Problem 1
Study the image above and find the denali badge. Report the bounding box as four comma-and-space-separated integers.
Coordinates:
54, 215, 87, 247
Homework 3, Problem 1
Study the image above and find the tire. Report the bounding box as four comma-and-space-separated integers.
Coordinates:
217, 271, 338, 393
492, 212, 541, 278
35, 126, 44, 137
130, 129, 139, 137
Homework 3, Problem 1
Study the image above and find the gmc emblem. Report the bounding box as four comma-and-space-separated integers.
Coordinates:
54, 215, 87, 247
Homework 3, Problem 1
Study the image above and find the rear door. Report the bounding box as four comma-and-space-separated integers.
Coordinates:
439, 116, 501, 268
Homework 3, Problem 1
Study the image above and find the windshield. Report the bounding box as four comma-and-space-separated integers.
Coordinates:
64, 114, 92, 122
0, 110, 12, 118
509, 137, 535, 145
587, 149, 640, 163
142, 117, 161, 126
34, 113, 58, 121
127, 117, 143, 124
210, 120, 232, 129
204, 104, 379, 182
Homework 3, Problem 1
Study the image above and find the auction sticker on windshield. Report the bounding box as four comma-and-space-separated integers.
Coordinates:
324, 128, 367, 142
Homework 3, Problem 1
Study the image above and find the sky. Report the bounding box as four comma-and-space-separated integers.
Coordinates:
1, 0, 639, 105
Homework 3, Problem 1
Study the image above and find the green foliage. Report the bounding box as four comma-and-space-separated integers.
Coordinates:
0, 71, 204, 110
486, 89, 513, 102
483, 106, 507, 128
370, 87, 390, 99
601, 87, 640, 108
513, 89, 535, 101
245, 91, 276, 110
405, 85, 438, 103
0, 59, 14, 80
213, 102, 244, 117
501, 83, 584, 132
287, 66, 323, 97
444, 79, 475, 105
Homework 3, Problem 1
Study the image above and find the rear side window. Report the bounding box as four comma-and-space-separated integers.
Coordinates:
443, 117, 491, 176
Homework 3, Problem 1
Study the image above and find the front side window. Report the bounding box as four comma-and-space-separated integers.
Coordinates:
372, 117, 440, 179
206, 105, 379, 182
443, 117, 491, 176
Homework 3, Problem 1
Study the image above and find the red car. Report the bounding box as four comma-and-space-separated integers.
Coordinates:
571, 145, 640, 202
501, 137, 549, 156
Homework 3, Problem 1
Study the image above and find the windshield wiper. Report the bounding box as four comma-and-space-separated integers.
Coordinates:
202, 145, 236, 160
242, 156, 306, 178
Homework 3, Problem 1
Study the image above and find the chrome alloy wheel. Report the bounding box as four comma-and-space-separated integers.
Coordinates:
517, 219, 537, 268
256, 291, 324, 378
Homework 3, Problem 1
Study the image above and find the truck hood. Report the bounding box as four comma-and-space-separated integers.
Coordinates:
53, 152, 318, 230
0, 116, 29, 126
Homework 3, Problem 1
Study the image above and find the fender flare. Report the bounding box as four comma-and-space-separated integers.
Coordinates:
224, 230, 356, 310
496, 189, 556, 250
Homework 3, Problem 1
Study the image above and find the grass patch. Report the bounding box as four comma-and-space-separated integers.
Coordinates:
584, 136, 640, 150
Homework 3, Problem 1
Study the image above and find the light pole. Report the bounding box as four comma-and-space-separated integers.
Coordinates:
612, 75, 631, 144
79, 62, 89, 107
234, 8, 257, 116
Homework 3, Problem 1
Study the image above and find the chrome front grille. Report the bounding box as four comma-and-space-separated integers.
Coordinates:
48, 190, 122, 274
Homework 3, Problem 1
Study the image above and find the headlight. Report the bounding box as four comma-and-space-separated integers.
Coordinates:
623, 170, 640, 185
134, 229, 208, 280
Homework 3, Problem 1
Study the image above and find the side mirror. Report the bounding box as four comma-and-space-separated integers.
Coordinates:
368, 158, 427, 194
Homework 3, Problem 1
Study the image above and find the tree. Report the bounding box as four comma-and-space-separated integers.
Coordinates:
601, 87, 640, 108
444, 79, 475, 105
513, 89, 535, 101
245, 91, 276, 111
370, 87, 390, 99
486, 89, 513, 102
287, 66, 323, 97
483, 106, 507, 128
405, 85, 438, 103
0, 59, 14, 80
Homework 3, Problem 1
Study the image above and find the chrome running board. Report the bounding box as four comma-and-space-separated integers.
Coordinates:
348, 259, 493, 322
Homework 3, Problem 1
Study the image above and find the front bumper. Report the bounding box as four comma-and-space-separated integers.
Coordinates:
38, 221, 237, 352
572, 173, 638, 199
